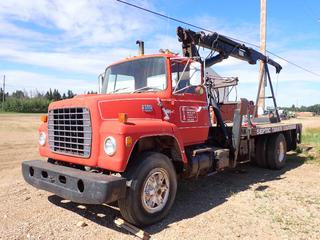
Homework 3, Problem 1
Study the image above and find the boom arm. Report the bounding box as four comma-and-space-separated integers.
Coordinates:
177, 26, 282, 73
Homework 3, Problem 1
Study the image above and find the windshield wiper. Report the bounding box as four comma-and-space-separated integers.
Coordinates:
173, 85, 194, 94
131, 86, 161, 93
109, 87, 130, 94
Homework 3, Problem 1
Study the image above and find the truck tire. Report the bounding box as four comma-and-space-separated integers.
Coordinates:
296, 126, 302, 144
255, 137, 268, 168
267, 133, 287, 170
118, 152, 177, 226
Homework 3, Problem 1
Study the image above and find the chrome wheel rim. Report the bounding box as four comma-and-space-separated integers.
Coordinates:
141, 169, 170, 214
278, 141, 285, 162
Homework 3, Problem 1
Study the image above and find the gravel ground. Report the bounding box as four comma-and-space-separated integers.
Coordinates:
1, 114, 320, 240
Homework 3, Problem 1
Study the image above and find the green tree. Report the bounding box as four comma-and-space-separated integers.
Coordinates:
11, 90, 25, 99
52, 89, 61, 101
45, 88, 53, 100
67, 90, 75, 98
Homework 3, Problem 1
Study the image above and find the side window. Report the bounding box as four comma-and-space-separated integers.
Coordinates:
171, 60, 201, 94
106, 74, 116, 93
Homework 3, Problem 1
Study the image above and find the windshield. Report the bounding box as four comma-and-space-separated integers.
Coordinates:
101, 57, 167, 94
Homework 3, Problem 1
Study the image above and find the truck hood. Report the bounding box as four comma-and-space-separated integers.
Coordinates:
48, 93, 164, 120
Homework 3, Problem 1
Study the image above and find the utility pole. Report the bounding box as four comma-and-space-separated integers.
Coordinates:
2, 75, 5, 111
257, 0, 267, 116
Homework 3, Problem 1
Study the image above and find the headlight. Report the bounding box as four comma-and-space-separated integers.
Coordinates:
104, 136, 117, 156
39, 132, 46, 146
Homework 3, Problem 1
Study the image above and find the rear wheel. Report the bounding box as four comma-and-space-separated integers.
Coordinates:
267, 133, 287, 169
255, 137, 268, 168
118, 152, 177, 227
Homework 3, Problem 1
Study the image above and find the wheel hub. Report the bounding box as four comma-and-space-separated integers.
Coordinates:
278, 141, 285, 162
141, 169, 170, 214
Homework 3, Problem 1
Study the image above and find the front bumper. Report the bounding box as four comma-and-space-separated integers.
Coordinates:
22, 160, 127, 204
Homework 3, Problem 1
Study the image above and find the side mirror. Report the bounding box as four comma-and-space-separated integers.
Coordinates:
98, 74, 104, 94
194, 85, 205, 95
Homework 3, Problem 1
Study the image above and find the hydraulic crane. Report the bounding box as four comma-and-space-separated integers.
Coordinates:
176, 26, 282, 122
176, 26, 282, 72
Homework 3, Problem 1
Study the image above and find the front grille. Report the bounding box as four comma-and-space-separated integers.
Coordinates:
48, 107, 92, 158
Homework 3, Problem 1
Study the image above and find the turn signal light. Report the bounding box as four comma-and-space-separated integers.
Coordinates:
118, 113, 128, 123
125, 136, 133, 147
40, 115, 48, 123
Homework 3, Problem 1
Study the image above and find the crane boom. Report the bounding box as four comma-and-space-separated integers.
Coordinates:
177, 26, 282, 73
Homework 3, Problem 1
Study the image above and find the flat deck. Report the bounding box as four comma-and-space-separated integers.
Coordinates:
248, 122, 300, 136
225, 122, 302, 137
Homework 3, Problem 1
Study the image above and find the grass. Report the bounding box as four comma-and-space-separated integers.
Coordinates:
293, 127, 320, 164
0, 111, 44, 115
302, 128, 320, 146
0, 111, 19, 114
302, 128, 320, 155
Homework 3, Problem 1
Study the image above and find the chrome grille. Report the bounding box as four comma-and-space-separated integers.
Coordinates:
48, 107, 92, 158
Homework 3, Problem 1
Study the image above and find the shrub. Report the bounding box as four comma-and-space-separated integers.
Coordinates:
3, 98, 52, 113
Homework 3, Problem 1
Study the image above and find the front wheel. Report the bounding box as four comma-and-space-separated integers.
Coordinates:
118, 152, 177, 226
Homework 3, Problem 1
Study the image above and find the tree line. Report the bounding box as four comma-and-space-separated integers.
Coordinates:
0, 88, 96, 113
283, 104, 320, 115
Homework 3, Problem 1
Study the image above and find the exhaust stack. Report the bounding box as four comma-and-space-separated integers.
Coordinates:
136, 40, 144, 56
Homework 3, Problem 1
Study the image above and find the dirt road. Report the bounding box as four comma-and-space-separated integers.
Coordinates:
1, 114, 320, 240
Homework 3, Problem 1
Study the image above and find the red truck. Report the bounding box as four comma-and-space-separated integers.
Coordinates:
22, 27, 302, 226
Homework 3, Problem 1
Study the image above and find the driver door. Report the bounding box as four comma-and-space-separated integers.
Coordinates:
170, 60, 210, 145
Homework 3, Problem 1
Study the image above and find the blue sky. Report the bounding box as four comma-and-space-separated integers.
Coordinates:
0, 0, 319, 106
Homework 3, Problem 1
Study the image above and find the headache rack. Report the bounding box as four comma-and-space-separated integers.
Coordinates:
48, 107, 92, 158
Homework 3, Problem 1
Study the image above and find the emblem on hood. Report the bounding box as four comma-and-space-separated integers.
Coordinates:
142, 104, 153, 112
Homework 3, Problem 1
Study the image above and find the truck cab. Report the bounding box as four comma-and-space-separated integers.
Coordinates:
35, 54, 212, 172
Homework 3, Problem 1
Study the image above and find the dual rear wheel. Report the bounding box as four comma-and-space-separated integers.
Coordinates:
255, 133, 287, 170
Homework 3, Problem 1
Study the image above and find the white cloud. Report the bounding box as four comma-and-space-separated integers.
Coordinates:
0, 0, 155, 46
147, 34, 181, 54
0, 20, 47, 41
0, 41, 135, 75
0, 0, 157, 82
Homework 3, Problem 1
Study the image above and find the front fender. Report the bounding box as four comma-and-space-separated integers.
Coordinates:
97, 119, 187, 172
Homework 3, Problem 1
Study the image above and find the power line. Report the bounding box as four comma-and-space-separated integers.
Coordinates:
116, 0, 215, 34
116, 0, 320, 78
266, 51, 320, 78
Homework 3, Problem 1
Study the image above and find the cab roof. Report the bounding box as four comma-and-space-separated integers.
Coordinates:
107, 53, 185, 68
